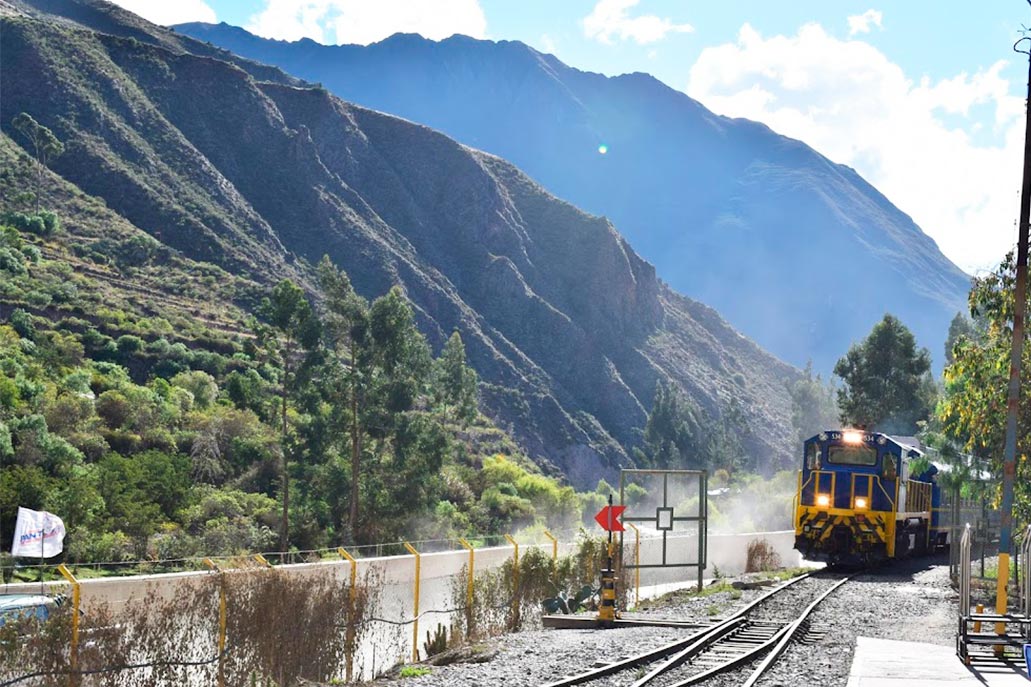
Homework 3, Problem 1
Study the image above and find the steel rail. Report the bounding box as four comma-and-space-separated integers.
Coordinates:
660, 622, 786, 687
628, 618, 746, 687
739, 573, 856, 687
541, 572, 814, 687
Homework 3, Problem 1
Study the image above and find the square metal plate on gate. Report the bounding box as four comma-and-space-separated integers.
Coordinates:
656, 507, 674, 531
619, 469, 708, 570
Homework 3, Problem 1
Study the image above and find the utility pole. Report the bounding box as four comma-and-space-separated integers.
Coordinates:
997, 34, 1031, 625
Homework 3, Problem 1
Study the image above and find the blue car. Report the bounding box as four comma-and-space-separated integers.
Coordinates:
0, 594, 58, 627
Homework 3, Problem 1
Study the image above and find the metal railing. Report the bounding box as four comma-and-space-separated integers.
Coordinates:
1022, 524, 1031, 619
796, 469, 897, 512
905, 480, 933, 513
960, 523, 972, 618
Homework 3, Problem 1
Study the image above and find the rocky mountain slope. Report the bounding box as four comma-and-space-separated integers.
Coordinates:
2, 0, 798, 482
176, 24, 972, 372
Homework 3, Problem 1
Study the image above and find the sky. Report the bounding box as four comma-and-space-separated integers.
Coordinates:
110, 1, 1031, 276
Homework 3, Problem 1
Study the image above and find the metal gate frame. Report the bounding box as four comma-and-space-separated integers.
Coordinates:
619, 469, 708, 590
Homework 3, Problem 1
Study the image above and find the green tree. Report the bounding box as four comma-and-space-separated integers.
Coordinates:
944, 312, 978, 366
362, 412, 449, 541
317, 256, 371, 542
939, 253, 1031, 521
170, 370, 219, 409
11, 112, 64, 214
833, 314, 934, 434
258, 279, 320, 551
707, 397, 749, 472
97, 451, 190, 556
433, 331, 478, 423
316, 259, 441, 543
788, 361, 839, 445
638, 381, 706, 469
367, 287, 431, 414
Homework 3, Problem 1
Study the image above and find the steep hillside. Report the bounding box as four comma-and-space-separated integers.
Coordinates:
176, 24, 972, 371
2, 1, 798, 482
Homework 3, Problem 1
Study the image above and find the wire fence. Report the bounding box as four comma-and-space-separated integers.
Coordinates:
0, 531, 586, 586
0, 528, 622, 686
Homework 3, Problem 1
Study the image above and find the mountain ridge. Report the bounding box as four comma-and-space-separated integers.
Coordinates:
2, 0, 799, 483
175, 22, 971, 372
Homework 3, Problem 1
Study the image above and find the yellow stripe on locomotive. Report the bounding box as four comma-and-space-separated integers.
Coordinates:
793, 430, 936, 565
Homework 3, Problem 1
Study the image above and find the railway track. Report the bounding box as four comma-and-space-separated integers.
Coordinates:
543, 572, 856, 687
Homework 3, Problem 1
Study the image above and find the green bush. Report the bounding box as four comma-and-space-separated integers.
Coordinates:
116, 334, 144, 355
2, 212, 45, 235
96, 389, 132, 428
9, 308, 34, 339
0, 246, 26, 274
20, 244, 41, 263
39, 211, 60, 236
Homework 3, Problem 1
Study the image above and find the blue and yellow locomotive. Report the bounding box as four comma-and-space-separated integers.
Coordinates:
793, 429, 946, 564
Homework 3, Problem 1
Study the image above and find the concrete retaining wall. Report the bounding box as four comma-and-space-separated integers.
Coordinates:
2, 530, 799, 681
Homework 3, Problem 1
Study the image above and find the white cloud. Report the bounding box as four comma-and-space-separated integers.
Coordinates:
687, 22, 1023, 274
245, 0, 487, 45
848, 9, 883, 36
537, 33, 557, 55
108, 0, 216, 26
583, 0, 693, 45
246, 1, 333, 43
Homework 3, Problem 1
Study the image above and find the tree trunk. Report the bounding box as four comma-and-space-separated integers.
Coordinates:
34, 157, 41, 214
349, 368, 361, 542
279, 354, 291, 553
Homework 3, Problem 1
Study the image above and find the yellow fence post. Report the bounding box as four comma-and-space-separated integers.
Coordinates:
626, 523, 640, 608
402, 542, 421, 663
56, 564, 79, 687
543, 530, 558, 584
338, 547, 358, 682
504, 534, 520, 626
457, 538, 475, 635
253, 554, 271, 568
204, 559, 227, 687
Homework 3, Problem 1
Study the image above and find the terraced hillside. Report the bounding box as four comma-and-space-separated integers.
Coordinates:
1, 0, 799, 482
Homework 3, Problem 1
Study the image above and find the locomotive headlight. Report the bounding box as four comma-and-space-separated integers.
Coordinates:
843, 430, 864, 444
816, 494, 831, 508
855, 497, 868, 509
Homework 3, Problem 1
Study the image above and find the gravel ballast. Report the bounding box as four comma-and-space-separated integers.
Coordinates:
368, 556, 959, 686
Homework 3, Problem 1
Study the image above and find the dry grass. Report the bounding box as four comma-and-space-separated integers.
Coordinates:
0, 566, 378, 686
745, 538, 781, 573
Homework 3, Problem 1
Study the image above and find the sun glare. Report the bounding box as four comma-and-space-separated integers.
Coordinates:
597, 144, 608, 155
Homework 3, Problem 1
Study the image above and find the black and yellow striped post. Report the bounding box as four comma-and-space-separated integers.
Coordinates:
597, 559, 617, 626
596, 493, 618, 627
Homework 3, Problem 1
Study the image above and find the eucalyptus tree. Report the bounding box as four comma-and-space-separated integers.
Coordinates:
11, 112, 63, 213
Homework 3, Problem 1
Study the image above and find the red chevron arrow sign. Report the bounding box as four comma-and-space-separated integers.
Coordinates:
594, 505, 626, 532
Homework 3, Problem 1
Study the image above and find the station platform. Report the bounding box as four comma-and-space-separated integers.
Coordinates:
847, 636, 1029, 686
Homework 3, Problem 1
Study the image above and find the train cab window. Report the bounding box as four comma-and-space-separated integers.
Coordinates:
827, 445, 877, 466
883, 456, 897, 480
806, 444, 819, 469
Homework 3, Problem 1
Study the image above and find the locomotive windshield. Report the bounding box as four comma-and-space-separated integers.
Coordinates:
827, 445, 877, 466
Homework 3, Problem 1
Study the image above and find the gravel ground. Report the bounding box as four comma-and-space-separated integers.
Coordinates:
709, 555, 959, 687
367, 556, 958, 687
